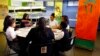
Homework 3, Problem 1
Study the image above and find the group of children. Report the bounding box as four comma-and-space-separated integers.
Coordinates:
3, 12, 70, 56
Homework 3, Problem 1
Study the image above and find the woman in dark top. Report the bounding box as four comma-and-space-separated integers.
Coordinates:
3, 15, 12, 32
22, 17, 54, 56
60, 15, 69, 39
20, 13, 31, 28
62, 15, 69, 25
60, 15, 71, 51
53, 15, 69, 56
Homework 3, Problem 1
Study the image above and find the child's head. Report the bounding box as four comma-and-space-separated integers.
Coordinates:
37, 17, 46, 28
50, 13, 55, 21
22, 13, 29, 20
8, 19, 16, 28
62, 15, 69, 24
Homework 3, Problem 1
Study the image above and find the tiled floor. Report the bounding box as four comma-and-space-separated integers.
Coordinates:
0, 31, 100, 56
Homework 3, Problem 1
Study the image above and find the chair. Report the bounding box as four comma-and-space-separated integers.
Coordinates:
66, 28, 75, 50
28, 42, 53, 56
60, 29, 74, 51
3, 32, 19, 56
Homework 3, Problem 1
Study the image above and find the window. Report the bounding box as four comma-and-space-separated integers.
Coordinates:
68, 1, 79, 6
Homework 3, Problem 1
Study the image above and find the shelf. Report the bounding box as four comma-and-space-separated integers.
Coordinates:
9, 6, 46, 12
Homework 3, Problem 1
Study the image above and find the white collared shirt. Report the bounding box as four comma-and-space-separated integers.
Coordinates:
66, 25, 70, 30
49, 20, 58, 28
6, 26, 16, 41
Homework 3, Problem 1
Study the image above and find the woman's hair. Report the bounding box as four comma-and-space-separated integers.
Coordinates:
22, 13, 29, 20
3, 15, 11, 32
36, 17, 46, 29
36, 17, 48, 38
62, 15, 69, 24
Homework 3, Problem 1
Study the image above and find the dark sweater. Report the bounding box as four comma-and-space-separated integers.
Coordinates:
25, 27, 54, 47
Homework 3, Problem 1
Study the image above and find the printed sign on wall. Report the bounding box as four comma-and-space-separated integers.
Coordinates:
55, 1, 62, 24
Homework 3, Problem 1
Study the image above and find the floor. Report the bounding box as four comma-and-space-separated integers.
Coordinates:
0, 31, 100, 56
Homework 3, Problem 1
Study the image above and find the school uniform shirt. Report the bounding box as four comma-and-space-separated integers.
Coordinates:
6, 26, 16, 41
49, 20, 58, 28
66, 25, 70, 30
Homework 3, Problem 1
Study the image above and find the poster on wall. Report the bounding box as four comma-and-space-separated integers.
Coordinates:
55, 1, 62, 24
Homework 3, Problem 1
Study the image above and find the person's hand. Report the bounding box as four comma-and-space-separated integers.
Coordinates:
13, 38, 18, 42
52, 29, 57, 32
